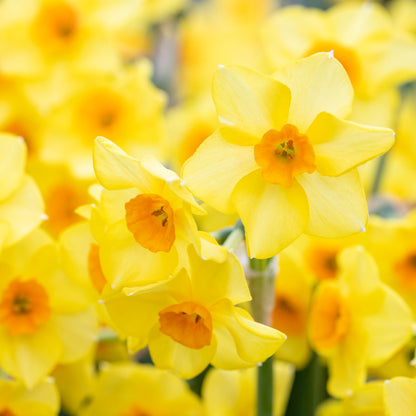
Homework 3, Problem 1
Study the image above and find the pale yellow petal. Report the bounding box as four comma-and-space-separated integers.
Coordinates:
212, 65, 291, 138
273, 53, 353, 132
54, 307, 98, 363
0, 176, 44, 247
231, 170, 309, 258
214, 304, 286, 364
297, 170, 367, 238
363, 285, 412, 367
100, 220, 178, 289
93, 136, 152, 191
308, 112, 394, 176
148, 326, 216, 379
182, 130, 259, 213
0, 133, 26, 200
384, 377, 416, 416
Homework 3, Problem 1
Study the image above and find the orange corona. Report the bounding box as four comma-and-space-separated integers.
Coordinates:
0, 278, 51, 336
309, 285, 350, 350
125, 193, 175, 253
159, 301, 212, 349
254, 124, 316, 187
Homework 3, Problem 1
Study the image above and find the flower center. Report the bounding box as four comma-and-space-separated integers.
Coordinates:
88, 243, 107, 294
76, 88, 130, 140
394, 251, 416, 291
309, 285, 350, 350
305, 41, 361, 86
45, 181, 86, 237
159, 301, 212, 349
254, 124, 316, 187
0, 408, 16, 416
0, 278, 51, 336
306, 247, 339, 281
272, 294, 306, 336
32, 0, 79, 53
125, 193, 175, 253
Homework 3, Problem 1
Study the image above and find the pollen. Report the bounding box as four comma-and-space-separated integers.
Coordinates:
125, 193, 175, 253
309, 285, 350, 351
159, 301, 212, 349
254, 124, 316, 187
0, 278, 52, 336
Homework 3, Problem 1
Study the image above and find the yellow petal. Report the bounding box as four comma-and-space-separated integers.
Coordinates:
212, 65, 291, 138
363, 285, 412, 366
0, 176, 44, 247
297, 170, 367, 238
104, 290, 172, 340
187, 245, 251, 306
148, 326, 216, 379
273, 53, 353, 132
231, 170, 309, 258
327, 327, 369, 398
262, 6, 327, 68
54, 307, 98, 363
0, 324, 63, 388
100, 220, 178, 288
384, 377, 416, 416
182, 130, 259, 213
308, 112, 394, 176
93, 136, 152, 191
214, 303, 286, 364
0, 133, 26, 200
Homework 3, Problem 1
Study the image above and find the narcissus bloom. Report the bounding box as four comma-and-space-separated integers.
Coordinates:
0, 377, 59, 416
317, 377, 416, 416
0, 133, 44, 251
262, 3, 416, 97
0, 229, 97, 388
183, 54, 394, 258
272, 247, 313, 368
202, 361, 294, 416
80, 362, 202, 416
309, 246, 412, 397
92, 136, 204, 289
103, 245, 286, 379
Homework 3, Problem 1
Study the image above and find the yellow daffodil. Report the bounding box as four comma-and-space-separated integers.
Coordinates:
202, 361, 295, 416
40, 60, 166, 178
80, 362, 202, 416
317, 377, 416, 416
183, 54, 394, 258
29, 162, 91, 237
272, 247, 314, 368
0, 229, 97, 388
178, 0, 271, 97
103, 245, 286, 379
309, 246, 412, 397
0, 377, 59, 416
0, 133, 44, 252
262, 3, 416, 98
91, 136, 204, 289
0, 0, 120, 79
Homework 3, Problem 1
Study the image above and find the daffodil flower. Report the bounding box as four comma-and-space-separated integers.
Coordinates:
102, 245, 286, 379
183, 54, 394, 258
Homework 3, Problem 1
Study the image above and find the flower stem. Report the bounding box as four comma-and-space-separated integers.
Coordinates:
247, 257, 277, 416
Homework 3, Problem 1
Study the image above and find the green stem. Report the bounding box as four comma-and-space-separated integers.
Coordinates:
370, 153, 389, 196
222, 227, 244, 252
247, 257, 277, 416
258, 356, 274, 416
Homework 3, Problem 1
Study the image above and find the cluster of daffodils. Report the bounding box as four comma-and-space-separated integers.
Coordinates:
1, 0, 416, 415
